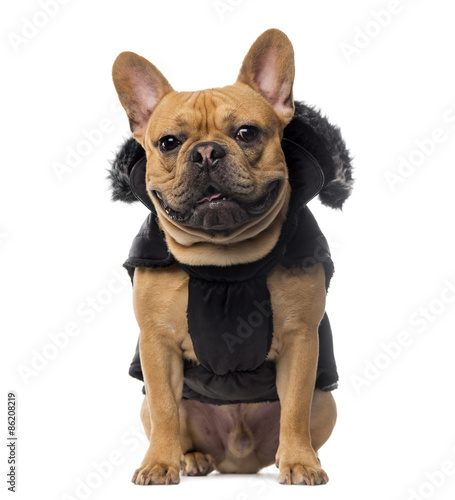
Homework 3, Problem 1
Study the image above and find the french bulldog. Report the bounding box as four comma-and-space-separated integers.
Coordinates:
112, 28, 337, 486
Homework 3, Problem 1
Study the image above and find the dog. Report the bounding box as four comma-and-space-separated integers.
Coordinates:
111, 28, 352, 486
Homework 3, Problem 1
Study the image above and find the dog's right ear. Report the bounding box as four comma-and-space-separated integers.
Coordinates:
112, 52, 173, 143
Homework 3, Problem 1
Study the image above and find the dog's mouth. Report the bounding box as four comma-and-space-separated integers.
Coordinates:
153, 180, 281, 230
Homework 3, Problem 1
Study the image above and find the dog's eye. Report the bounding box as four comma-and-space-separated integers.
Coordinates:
235, 126, 258, 143
159, 135, 181, 152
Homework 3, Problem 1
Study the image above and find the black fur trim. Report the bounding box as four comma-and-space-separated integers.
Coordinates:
284, 102, 353, 209
107, 101, 353, 209
107, 137, 145, 203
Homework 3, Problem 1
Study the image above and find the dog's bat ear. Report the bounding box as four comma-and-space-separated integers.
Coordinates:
112, 52, 173, 142
237, 29, 295, 125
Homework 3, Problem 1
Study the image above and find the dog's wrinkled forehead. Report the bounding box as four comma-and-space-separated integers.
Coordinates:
144, 85, 280, 147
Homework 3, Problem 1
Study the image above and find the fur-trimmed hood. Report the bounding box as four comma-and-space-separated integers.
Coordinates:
108, 100, 353, 209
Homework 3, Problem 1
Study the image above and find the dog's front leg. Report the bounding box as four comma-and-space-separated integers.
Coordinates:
273, 263, 328, 485
131, 267, 186, 485
132, 332, 184, 485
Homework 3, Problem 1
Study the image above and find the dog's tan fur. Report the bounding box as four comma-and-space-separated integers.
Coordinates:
113, 29, 337, 485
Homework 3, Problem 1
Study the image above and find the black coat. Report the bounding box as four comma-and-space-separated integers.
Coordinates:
108, 101, 353, 405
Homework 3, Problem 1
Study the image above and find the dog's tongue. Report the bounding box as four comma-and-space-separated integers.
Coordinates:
197, 192, 222, 204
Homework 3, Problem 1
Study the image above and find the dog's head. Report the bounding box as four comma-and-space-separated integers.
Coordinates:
113, 29, 295, 264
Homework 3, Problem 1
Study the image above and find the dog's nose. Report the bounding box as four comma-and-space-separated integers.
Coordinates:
189, 141, 226, 169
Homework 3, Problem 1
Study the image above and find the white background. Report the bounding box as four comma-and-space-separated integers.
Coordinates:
2, 0, 455, 499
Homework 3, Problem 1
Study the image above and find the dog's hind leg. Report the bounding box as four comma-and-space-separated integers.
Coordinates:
178, 400, 216, 476
310, 389, 337, 454
140, 397, 151, 440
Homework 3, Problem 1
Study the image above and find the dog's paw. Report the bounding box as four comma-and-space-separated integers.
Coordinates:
278, 463, 328, 485
182, 451, 215, 476
132, 463, 180, 485
276, 451, 328, 485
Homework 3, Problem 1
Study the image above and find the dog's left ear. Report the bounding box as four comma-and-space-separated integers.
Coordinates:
237, 29, 295, 125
